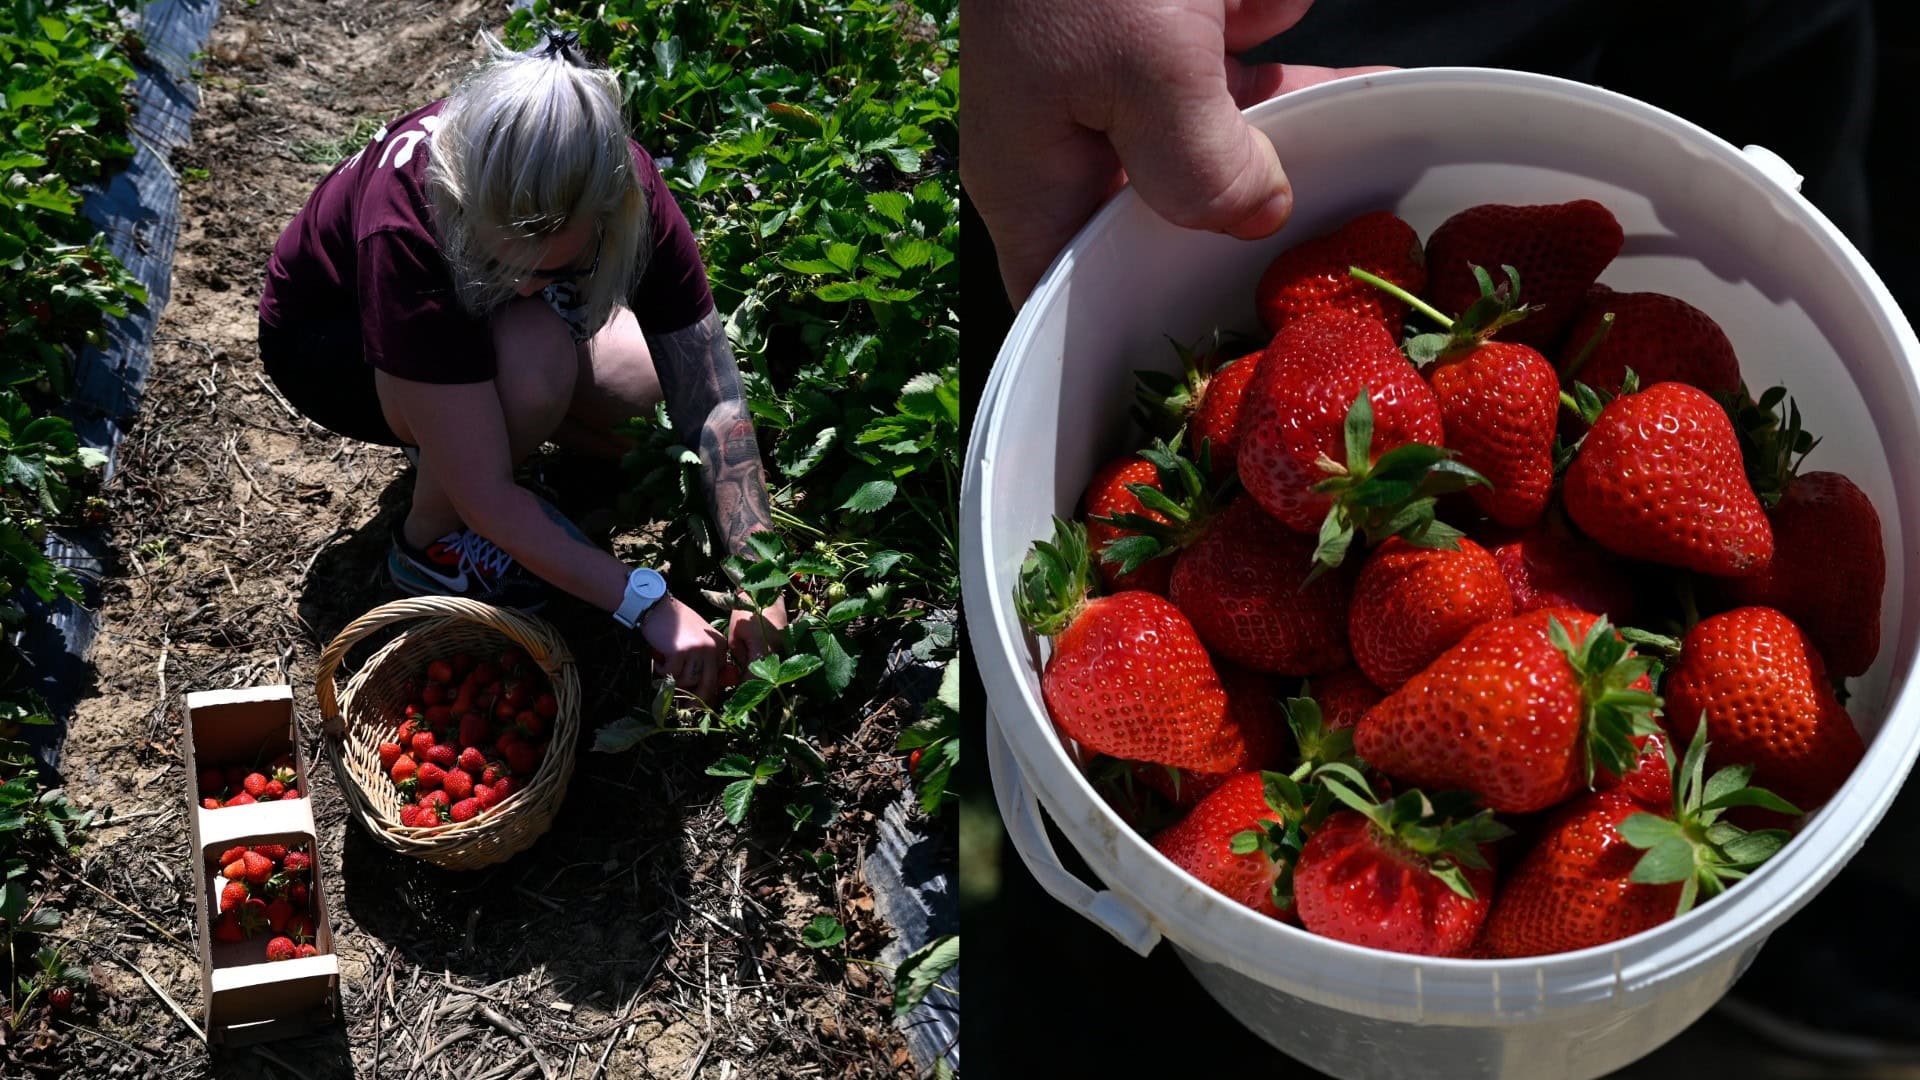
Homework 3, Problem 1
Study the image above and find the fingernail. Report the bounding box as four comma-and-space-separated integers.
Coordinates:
1228, 189, 1293, 241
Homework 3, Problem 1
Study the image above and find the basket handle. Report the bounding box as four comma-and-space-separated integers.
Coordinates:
986, 704, 1162, 957
314, 595, 573, 738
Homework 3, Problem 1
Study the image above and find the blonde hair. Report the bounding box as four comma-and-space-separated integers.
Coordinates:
426, 31, 647, 331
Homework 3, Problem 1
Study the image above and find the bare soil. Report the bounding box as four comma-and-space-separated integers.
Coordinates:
27, 2, 929, 1076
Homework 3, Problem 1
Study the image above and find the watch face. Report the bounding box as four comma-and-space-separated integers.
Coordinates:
636, 569, 667, 600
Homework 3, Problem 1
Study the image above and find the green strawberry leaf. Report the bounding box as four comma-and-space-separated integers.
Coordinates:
1629, 836, 1697, 884
1615, 812, 1682, 848
1230, 830, 1261, 856
1719, 829, 1792, 866
1698, 787, 1803, 815
1343, 390, 1374, 475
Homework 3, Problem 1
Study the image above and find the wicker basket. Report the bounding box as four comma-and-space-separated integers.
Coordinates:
316, 596, 581, 870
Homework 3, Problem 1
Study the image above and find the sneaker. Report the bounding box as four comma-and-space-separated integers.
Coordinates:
387, 526, 550, 611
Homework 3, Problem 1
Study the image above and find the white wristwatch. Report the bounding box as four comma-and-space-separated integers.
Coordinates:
611, 566, 669, 628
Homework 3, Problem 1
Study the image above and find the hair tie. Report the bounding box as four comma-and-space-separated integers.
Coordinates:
532, 28, 586, 67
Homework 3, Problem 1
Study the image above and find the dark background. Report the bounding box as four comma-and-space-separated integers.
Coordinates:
959, 1, 1920, 1075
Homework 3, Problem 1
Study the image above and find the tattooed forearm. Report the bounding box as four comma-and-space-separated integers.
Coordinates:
647, 309, 775, 557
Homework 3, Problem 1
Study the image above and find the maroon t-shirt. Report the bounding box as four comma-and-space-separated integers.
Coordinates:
258, 99, 715, 384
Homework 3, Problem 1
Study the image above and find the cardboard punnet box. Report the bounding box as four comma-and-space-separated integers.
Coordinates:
181, 684, 340, 1045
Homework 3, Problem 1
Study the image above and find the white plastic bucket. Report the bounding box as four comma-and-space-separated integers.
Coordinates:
963, 68, 1920, 1080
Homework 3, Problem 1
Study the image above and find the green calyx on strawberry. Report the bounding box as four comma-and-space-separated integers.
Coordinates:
1014, 517, 1094, 637
1614, 715, 1801, 916
1721, 382, 1820, 508
1283, 694, 1359, 777
1225, 771, 1316, 914
1544, 614, 1664, 786
1306, 390, 1489, 578
1088, 435, 1232, 577
1312, 763, 1512, 900
1351, 262, 1531, 366
1132, 328, 1265, 440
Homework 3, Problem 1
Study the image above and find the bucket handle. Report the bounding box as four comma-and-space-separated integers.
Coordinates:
987, 707, 1163, 957
1740, 144, 1804, 194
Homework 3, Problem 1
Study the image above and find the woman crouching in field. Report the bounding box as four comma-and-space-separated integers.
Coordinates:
255, 30, 784, 702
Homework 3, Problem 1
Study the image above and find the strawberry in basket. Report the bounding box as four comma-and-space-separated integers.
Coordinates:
385, 645, 556, 828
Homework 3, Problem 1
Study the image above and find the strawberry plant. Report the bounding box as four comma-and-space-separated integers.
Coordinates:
1, 0, 141, 1033
540, 0, 961, 818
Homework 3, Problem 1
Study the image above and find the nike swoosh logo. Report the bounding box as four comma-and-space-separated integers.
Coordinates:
410, 558, 468, 592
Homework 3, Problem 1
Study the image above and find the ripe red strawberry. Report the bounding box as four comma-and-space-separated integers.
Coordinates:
495, 699, 518, 723
457, 746, 487, 773
399, 805, 424, 828
1557, 285, 1741, 400
213, 912, 245, 943
454, 713, 487, 752
1347, 537, 1513, 692
1564, 381, 1773, 576
1720, 470, 1882, 677
1150, 771, 1299, 920
410, 731, 437, 759
266, 936, 298, 962
1480, 724, 1796, 958
285, 914, 316, 944
1083, 454, 1177, 596
241, 772, 270, 799
295, 943, 319, 959
283, 789, 302, 800
224, 851, 274, 887
264, 780, 286, 799
534, 693, 558, 720
1255, 211, 1426, 337
1595, 722, 1670, 808
1424, 200, 1623, 351
201, 798, 223, 810
424, 744, 457, 769
491, 777, 516, 801
49, 986, 74, 1013
419, 789, 451, 811
517, 709, 546, 738
379, 741, 404, 769
1718, 389, 1882, 675
422, 683, 445, 706
1484, 517, 1640, 626
252, 844, 287, 863
1234, 310, 1455, 545
1017, 518, 1240, 771
238, 898, 271, 938
443, 769, 475, 801
1355, 609, 1659, 813
424, 705, 452, 728
426, 659, 454, 684
450, 797, 482, 822
481, 763, 505, 786
1308, 667, 1382, 731
396, 718, 420, 745
1133, 666, 1289, 809
198, 768, 226, 795
416, 763, 446, 791
1130, 334, 1266, 478
265, 898, 294, 933
213, 845, 249, 868
1168, 498, 1353, 676
226, 792, 257, 806
220, 880, 250, 913
1292, 775, 1507, 956
1663, 606, 1865, 817
283, 851, 312, 877
390, 755, 417, 785
475, 783, 501, 810
501, 737, 539, 778
289, 882, 310, 908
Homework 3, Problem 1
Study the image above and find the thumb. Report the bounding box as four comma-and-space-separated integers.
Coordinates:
1103, 37, 1292, 242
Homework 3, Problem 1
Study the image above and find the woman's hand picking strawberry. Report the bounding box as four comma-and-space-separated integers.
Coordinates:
642, 596, 730, 704
727, 594, 789, 668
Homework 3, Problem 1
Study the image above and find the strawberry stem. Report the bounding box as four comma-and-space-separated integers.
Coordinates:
1559, 311, 1616, 382
1349, 266, 1454, 329
1013, 518, 1094, 637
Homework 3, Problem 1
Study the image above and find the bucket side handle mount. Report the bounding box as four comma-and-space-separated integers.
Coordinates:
1740, 144, 1804, 194
987, 707, 1163, 957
